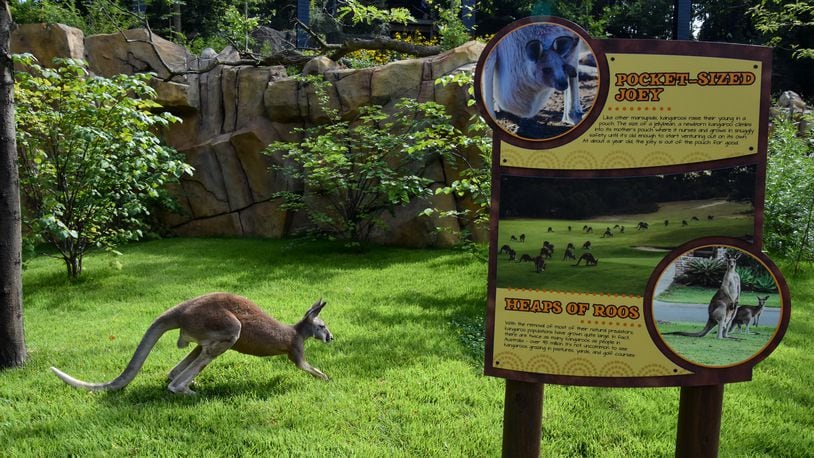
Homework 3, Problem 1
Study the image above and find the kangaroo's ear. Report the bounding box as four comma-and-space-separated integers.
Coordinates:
552, 35, 576, 56
305, 298, 326, 320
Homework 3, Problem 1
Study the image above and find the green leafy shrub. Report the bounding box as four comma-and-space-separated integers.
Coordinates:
677, 257, 726, 287
764, 114, 814, 273
264, 75, 470, 245
421, 71, 491, 255
14, 55, 193, 278
435, 0, 473, 50
11, 0, 87, 30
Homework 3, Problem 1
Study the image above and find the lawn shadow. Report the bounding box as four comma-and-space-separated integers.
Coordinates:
93, 374, 293, 405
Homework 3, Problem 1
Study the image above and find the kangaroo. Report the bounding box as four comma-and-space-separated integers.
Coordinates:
682, 220, 689, 226
482, 23, 584, 133
508, 249, 517, 261
728, 296, 769, 334
519, 233, 526, 243
582, 240, 591, 250
51, 294, 333, 394
575, 252, 598, 266
637, 221, 649, 230
540, 241, 554, 258
547, 227, 554, 233
562, 246, 576, 261
500, 244, 512, 255
539, 246, 553, 259
601, 228, 613, 238
519, 253, 534, 262
665, 252, 741, 339
534, 255, 546, 273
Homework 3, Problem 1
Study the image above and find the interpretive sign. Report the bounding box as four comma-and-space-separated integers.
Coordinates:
478, 17, 790, 387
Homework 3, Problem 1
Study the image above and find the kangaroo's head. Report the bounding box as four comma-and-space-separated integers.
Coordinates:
724, 251, 741, 271
524, 31, 578, 92
757, 295, 769, 307
303, 299, 333, 343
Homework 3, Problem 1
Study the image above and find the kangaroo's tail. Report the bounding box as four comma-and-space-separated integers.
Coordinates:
51, 314, 178, 391
664, 319, 716, 337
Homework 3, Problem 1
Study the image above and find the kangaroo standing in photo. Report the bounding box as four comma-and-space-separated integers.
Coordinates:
51, 294, 333, 394
728, 295, 769, 334
666, 252, 741, 339
482, 24, 584, 132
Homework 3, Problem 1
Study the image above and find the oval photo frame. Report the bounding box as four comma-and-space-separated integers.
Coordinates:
644, 238, 790, 378
475, 16, 605, 148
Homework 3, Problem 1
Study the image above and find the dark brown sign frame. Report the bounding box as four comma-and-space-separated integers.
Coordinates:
480, 16, 789, 388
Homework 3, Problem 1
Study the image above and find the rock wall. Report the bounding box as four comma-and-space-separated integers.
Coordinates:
11, 23, 487, 247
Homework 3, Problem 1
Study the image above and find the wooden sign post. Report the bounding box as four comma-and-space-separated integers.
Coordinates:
476, 17, 791, 457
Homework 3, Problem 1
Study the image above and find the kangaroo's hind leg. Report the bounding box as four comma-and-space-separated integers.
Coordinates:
166, 316, 241, 394
167, 339, 238, 394
168, 346, 202, 382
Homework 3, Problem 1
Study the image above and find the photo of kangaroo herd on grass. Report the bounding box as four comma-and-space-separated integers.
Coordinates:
495, 167, 756, 294
653, 246, 781, 367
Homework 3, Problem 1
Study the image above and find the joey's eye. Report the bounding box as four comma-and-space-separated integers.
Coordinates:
525, 40, 543, 61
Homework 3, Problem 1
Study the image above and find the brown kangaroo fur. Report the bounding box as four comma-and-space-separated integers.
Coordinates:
51, 293, 333, 394
666, 252, 741, 339
728, 295, 769, 334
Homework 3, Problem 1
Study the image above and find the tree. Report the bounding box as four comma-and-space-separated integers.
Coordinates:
14, 56, 193, 279
264, 75, 468, 245
0, 0, 27, 369
750, 0, 814, 97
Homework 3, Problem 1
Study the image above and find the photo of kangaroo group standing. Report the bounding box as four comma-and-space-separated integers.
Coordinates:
653, 246, 781, 367
495, 167, 757, 294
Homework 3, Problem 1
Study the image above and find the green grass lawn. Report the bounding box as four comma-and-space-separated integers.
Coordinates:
2, 237, 812, 456
657, 322, 775, 366
497, 199, 754, 294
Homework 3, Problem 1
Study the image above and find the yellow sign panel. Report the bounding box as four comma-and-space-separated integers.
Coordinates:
500, 54, 762, 170
493, 288, 690, 377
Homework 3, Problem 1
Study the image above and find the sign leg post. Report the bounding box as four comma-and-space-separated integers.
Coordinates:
675, 385, 724, 458
502, 380, 544, 458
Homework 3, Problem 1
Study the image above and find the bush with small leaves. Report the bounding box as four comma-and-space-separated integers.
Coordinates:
14, 55, 193, 278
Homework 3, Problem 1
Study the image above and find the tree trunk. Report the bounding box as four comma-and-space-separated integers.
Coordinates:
172, 3, 182, 37
0, 0, 27, 368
